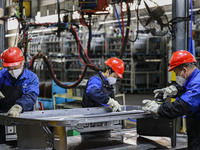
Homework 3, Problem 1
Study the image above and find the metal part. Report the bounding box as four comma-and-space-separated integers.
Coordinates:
137, 117, 177, 148
0, 105, 152, 126
0, 105, 154, 149
0, 0, 5, 54
155, 93, 164, 103
43, 126, 53, 149
78, 0, 109, 14
172, 0, 189, 52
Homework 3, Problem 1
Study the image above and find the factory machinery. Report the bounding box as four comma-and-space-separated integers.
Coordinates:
0, 0, 194, 149
2, 0, 171, 93
0, 105, 178, 150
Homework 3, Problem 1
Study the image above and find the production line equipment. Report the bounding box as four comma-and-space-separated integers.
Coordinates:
0, 105, 177, 149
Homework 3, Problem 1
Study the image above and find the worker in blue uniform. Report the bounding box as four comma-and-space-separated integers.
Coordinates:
82, 57, 124, 112
0, 47, 39, 144
142, 50, 200, 150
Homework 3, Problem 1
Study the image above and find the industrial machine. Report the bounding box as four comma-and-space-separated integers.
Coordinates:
0, 105, 146, 149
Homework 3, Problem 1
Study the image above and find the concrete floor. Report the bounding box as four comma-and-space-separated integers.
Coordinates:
1, 129, 187, 150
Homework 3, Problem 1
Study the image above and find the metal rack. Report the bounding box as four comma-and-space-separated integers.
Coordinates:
131, 35, 167, 92
0, 106, 154, 150
28, 26, 168, 93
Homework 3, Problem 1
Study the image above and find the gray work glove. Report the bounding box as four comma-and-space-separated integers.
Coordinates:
0, 91, 5, 99
153, 85, 178, 99
107, 97, 121, 112
142, 100, 160, 114
7, 104, 23, 117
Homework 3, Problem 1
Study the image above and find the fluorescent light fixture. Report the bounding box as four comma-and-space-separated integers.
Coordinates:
31, 27, 58, 33
99, 11, 172, 25
130, 0, 172, 10
5, 28, 58, 38
5, 33, 19, 38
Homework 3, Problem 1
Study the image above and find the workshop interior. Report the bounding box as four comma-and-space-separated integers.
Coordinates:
0, 0, 200, 149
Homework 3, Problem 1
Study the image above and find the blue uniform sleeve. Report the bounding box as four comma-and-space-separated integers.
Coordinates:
86, 76, 102, 94
181, 83, 200, 114
158, 99, 189, 119
86, 76, 110, 104
0, 68, 7, 89
16, 73, 39, 111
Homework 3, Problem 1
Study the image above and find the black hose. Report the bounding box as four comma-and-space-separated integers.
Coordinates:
19, 0, 24, 20
29, 24, 100, 89
57, 0, 62, 37
42, 55, 88, 88
87, 24, 92, 56
129, 4, 139, 43
30, 53, 88, 89
57, 0, 61, 23
119, 4, 131, 59
29, 18, 102, 88
69, 26, 102, 72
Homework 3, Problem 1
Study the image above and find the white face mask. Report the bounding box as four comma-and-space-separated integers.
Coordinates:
176, 70, 186, 86
9, 68, 22, 79
107, 77, 117, 85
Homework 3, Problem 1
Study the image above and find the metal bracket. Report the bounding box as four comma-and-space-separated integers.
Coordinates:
43, 126, 53, 150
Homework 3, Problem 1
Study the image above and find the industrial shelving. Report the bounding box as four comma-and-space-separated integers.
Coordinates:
192, 30, 200, 59
191, 30, 200, 68
28, 25, 168, 93
130, 36, 167, 92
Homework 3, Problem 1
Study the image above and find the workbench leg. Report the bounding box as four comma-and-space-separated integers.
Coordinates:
52, 126, 67, 150
0, 125, 5, 144
171, 119, 176, 148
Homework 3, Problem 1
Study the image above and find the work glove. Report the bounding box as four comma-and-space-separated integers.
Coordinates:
107, 98, 121, 112
153, 85, 178, 99
0, 91, 5, 99
142, 100, 160, 114
7, 104, 23, 117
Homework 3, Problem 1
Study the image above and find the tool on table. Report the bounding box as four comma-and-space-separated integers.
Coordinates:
155, 93, 165, 104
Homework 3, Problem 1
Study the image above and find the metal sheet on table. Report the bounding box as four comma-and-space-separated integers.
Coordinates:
0, 105, 155, 127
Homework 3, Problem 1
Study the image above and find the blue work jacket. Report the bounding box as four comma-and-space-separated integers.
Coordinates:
82, 72, 114, 107
181, 68, 200, 120
158, 68, 200, 150
0, 68, 39, 111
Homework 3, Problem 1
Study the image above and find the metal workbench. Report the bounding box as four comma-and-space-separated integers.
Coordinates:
0, 105, 184, 150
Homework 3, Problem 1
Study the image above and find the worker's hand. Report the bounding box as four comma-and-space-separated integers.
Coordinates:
7, 104, 22, 117
107, 98, 122, 112
142, 100, 160, 114
0, 91, 5, 99
153, 85, 178, 99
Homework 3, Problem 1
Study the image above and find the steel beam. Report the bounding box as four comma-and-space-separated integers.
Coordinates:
0, 0, 5, 54
172, 0, 189, 52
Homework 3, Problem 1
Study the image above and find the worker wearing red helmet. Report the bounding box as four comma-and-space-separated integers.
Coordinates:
0, 47, 39, 144
142, 50, 200, 149
82, 57, 124, 112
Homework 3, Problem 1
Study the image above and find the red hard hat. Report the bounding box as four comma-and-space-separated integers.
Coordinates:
105, 57, 124, 78
168, 50, 196, 72
1, 47, 24, 67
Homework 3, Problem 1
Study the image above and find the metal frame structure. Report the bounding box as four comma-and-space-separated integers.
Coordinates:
0, 0, 5, 54
172, 0, 189, 52
0, 105, 177, 149
0, 105, 154, 149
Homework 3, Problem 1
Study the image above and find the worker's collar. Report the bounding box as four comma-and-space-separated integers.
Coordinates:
18, 68, 27, 79
5, 67, 28, 80
100, 71, 108, 81
183, 68, 200, 87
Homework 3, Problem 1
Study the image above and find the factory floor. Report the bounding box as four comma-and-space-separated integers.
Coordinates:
1, 129, 188, 150
1, 94, 188, 150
